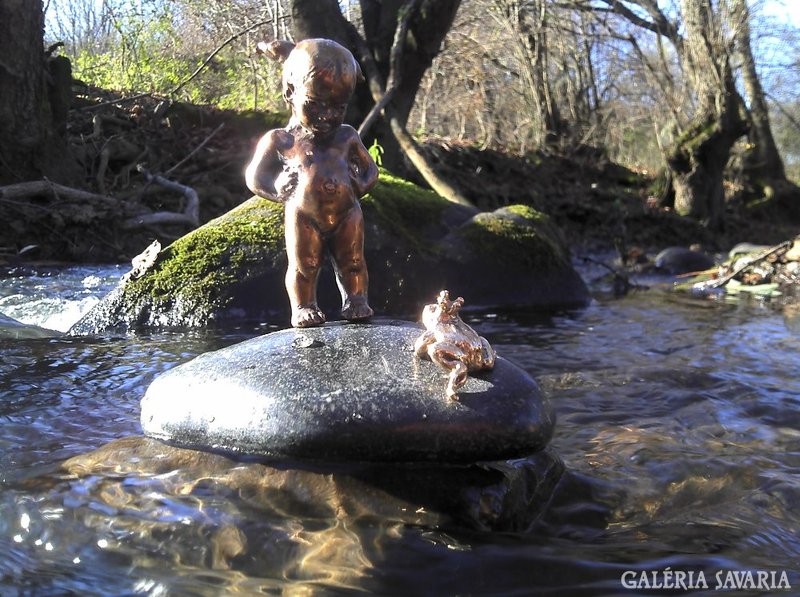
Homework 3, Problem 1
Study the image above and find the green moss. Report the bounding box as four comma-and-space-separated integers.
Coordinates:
457, 206, 566, 272
123, 197, 285, 312
228, 109, 289, 134
505, 204, 547, 222
648, 169, 669, 198
676, 117, 718, 155
119, 170, 452, 316
361, 168, 449, 253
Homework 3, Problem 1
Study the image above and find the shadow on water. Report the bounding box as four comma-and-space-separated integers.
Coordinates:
1, 271, 800, 594
3, 434, 621, 595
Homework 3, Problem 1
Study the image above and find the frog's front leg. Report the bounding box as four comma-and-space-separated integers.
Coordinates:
428, 341, 468, 400
414, 330, 435, 358
479, 336, 496, 369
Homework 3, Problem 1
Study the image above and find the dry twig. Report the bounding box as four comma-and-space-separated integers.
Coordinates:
124, 166, 200, 230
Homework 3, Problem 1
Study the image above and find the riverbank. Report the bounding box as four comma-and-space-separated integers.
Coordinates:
2, 88, 798, 269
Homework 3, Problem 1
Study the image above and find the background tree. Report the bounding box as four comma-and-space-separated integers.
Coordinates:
579, 0, 799, 229
0, 0, 75, 185
729, 0, 788, 191
288, 0, 461, 175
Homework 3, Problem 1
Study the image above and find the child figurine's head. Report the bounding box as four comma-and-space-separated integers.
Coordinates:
260, 38, 362, 137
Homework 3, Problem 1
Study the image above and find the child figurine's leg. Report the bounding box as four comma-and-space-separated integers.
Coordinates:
285, 210, 326, 327
331, 205, 373, 321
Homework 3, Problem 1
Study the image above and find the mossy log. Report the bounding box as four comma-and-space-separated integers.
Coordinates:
69, 171, 589, 333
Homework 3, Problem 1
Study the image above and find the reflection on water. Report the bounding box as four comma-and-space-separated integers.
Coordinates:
1, 268, 800, 594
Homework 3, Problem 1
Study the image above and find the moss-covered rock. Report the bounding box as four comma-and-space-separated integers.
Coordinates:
70, 174, 589, 334
435, 205, 588, 310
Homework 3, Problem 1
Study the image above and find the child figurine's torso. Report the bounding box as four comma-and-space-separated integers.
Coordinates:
278, 125, 360, 234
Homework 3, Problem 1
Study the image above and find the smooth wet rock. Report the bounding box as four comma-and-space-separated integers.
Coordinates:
141, 322, 554, 464
0, 312, 61, 339
654, 246, 715, 274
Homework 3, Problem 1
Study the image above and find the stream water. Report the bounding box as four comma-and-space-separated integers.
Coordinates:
0, 264, 799, 596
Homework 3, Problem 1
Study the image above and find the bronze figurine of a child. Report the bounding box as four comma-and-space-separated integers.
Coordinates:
246, 39, 379, 328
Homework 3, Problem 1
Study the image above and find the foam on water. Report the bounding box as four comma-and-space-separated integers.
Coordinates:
0, 267, 122, 332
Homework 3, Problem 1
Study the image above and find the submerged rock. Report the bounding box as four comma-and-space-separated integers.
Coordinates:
69, 172, 588, 334
141, 322, 554, 464
63, 435, 565, 533
0, 312, 61, 339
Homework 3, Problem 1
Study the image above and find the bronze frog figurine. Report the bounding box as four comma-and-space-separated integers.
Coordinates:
414, 291, 496, 400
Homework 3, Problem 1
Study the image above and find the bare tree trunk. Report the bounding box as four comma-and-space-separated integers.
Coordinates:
665, 0, 748, 230
357, 0, 461, 171
496, 0, 564, 147
730, 0, 786, 181
288, 0, 461, 180
0, 0, 73, 184
668, 81, 747, 231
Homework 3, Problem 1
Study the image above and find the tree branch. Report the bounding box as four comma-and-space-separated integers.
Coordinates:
358, 0, 420, 138
169, 18, 274, 97
765, 91, 800, 135
165, 122, 225, 176
570, 0, 682, 49
126, 166, 200, 229
0, 180, 119, 206
82, 17, 281, 112
350, 1, 473, 207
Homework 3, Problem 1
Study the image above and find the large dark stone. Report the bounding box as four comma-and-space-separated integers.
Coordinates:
141, 321, 554, 464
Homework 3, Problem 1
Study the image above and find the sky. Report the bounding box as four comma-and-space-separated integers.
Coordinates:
762, 0, 800, 25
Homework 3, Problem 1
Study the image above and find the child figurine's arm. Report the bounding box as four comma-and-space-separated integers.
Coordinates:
245, 130, 294, 202
347, 128, 379, 198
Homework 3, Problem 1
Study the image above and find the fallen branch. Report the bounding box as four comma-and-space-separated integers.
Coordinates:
123, 166, 200, 230
81, 91, 153, 112
165, 122, 225, 176
0, 179, 119, 206
83, 114, 134, 140
707, 240, 794, 289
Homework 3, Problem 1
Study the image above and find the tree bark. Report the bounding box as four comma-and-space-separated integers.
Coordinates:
288, 0, 461, 183
668, 84, 748, 231
0, 0, 74, 185
666, 0, 748, 230
730, 0, 786, 182
591, 0, 760, 230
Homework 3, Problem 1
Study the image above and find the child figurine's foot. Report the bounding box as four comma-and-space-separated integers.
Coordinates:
292, 305, 326, 328
341, 298, 373, 321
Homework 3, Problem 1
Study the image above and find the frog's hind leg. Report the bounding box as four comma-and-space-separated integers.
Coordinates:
429, 342, 468, 400
446, 362, 469, 400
